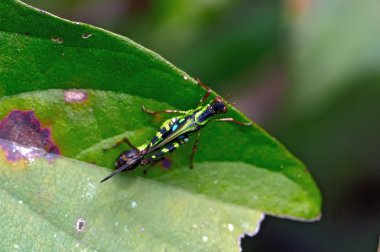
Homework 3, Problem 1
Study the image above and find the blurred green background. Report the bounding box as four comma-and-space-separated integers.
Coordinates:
22, 0, 380, 251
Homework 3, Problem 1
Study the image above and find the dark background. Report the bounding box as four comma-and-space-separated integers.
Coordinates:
22, 0, 380, 251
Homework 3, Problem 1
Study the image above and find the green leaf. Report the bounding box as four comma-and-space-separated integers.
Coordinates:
0, 0, 199, 108
0, 89, 320, 219
0, 140, 263, 251
0, 0, 321, 249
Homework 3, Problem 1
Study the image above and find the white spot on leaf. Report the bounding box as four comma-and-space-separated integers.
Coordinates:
84, 182, 96, 200
82, 33, 92, 39
228, 223, 234, 232
131, 201, 138, 208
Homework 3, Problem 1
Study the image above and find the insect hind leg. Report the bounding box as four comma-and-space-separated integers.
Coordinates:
103, 137, 138, 152
141, 105, 187, 115
141, 157, 165, 175
212, 118, 252, 126
189, 131, 201, 169
195, 78, 211, 106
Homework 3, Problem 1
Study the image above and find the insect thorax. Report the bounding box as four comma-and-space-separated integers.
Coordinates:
194, 105, 215, 126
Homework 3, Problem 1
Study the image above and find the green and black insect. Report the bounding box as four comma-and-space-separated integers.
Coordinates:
100, 79, 252, 183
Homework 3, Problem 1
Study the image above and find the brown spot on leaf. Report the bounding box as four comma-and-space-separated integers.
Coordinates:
76, 218, 86, 232
0, 110, 60, 159
51, 37, 63, 44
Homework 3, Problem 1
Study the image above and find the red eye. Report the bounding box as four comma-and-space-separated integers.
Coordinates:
214, 96, 223, 103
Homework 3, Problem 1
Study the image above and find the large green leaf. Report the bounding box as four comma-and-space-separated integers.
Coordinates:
0, 0, 321, 250
0, 89, 320, 219
0, 139, 263, 251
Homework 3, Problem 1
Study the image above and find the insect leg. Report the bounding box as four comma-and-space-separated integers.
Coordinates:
195, 78, 211, 106
141, 105, 187, 115
213, 118, 252, 126
189, 131, 201, 169
141, 157, 165, 175
103, 137, 138, 152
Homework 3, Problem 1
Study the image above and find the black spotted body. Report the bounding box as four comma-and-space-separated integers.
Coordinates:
113, 115, 194, 174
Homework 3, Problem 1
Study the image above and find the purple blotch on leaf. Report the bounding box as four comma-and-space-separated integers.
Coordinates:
0, 110, 60, 159
161, 158, 171, 169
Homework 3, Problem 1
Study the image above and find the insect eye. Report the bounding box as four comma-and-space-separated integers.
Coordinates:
212, 99, 227, 113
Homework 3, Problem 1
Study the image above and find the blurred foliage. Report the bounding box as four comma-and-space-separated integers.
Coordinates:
286, 0, 380, 114
133, 0, 282, 87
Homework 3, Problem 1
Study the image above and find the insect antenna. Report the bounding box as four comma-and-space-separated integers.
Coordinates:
222, 94, 236, 106
100, 156, 143, 183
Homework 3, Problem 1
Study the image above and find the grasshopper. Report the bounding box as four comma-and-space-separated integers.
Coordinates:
101, 79, 251, 182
